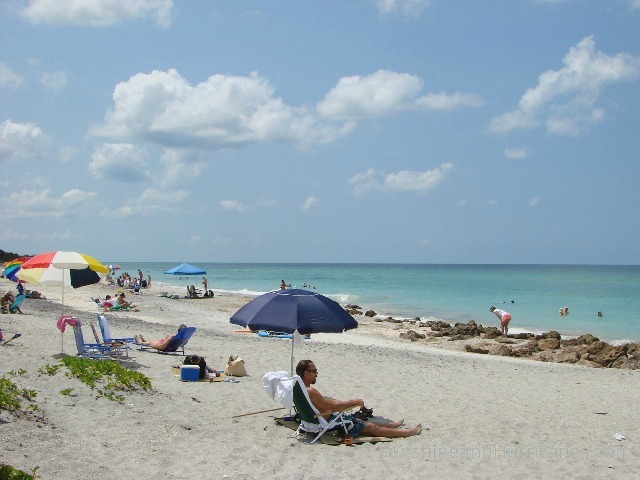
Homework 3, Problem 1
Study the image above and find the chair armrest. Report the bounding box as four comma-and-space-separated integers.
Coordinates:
314, 406, 354, 418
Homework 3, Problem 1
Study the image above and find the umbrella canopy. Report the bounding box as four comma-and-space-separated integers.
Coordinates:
164, 263, 206, 275
3, 257, 31, 282
18, 266, 101, 288
230, 288, 358, 335
230, 289, 358, 374
17, 251, 109, 353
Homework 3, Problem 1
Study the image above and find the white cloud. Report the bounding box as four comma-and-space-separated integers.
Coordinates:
318, 70, 482, 120
20, 0, 173, 27
92, 69, 343, 150
40, 71, 68, 93
104, 187, 189, 217
631, 0, 640, 9
415, 92, 484, 110
375, 0, 430, 17
0, 120, 49, 162
89, 143, 151, 182
302, 196, 318, 211
220, 200, 248, 212
0, 188, 96, 219
528, 197, 540, 208
349, 163, 453, 196
504, 147, 528, 159
0, 63, 23, 87
489, 37, 640, 136
219, 198, 276, 212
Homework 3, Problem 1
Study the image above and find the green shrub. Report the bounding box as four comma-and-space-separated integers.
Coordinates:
0, 374, 38, 415
55, 357, 152, 402
0, 464, 40, 479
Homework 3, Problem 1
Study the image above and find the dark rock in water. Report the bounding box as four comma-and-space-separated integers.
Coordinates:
400, 330, 426, 341
364, 310, 376, 317
384, 317, 402, 324
345, 304, 361, 310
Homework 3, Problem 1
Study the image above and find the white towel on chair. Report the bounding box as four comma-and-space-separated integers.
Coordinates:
262, 371, 294, 409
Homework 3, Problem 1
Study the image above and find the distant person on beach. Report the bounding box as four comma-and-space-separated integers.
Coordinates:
490, 306, 512, 335
1, 291, 21, 314
296, 359, 422, 438
202, 277, 208, 292
280, 279, 286, 290
135, 324, 186, 350
147, 274, 151, 288
115, 293, 133, 307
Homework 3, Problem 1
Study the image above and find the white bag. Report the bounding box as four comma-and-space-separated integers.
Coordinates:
224, 355, 247, 377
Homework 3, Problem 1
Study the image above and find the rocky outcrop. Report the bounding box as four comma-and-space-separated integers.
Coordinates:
391, 315, 639, 369
399, 330, 426, 341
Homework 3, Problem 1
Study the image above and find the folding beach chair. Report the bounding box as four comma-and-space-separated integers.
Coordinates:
2, 294, 26, 314
262, 372, 353, 444
72, 324, 124, 359
97, 314, 135, 344
138, 327, 196, 356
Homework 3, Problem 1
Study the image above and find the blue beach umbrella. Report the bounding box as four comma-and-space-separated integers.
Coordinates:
164, 263, 206, 275
230, 288, 358, 373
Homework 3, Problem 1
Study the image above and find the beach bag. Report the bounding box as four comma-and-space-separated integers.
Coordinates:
224, 355, 247, 377
183, 355, 207, 379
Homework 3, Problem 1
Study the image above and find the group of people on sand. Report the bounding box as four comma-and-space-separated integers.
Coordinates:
97, 293, 138, 311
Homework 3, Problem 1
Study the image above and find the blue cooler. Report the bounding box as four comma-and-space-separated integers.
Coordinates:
180, 364, 200, 381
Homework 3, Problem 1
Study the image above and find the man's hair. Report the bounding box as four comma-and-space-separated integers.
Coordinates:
296, 359, 314, 377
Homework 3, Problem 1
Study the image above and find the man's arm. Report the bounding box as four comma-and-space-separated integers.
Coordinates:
307, 387, 364, 413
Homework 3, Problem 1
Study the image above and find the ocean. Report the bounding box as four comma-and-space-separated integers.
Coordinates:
113, 263, 640, 343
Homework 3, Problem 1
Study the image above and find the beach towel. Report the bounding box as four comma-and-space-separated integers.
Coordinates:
57, 315, 81, 333
262, 371, 294, 409
273, 417, 391, 445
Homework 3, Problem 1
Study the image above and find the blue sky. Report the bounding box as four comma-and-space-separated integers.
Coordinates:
1, 0, 639, 264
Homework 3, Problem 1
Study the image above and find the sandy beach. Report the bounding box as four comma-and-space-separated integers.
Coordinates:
1, 278, 638, 479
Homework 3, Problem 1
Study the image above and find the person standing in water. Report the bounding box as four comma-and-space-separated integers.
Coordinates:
490, 306, 512, 336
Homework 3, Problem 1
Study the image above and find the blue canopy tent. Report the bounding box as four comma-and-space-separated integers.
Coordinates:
164, 263, 207, 275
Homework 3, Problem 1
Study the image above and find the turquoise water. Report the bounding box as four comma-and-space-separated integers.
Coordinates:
113, 263, 640, 343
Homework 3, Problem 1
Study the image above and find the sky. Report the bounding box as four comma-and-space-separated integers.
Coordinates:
1, 0, 639, 264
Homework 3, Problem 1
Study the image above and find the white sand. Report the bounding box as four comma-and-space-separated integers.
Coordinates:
1, 278, 638, 479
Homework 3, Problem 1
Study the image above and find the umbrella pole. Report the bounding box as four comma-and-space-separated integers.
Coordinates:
290, 336, 295, 376
61, 269, 65, 353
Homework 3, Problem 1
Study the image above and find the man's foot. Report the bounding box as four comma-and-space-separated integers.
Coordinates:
412, 424, 423, 435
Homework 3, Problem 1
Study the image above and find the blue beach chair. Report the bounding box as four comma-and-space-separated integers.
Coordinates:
72, 324, 124, 359
138, 327, 196, 356
3, 294, 26, 314
97, 314, 135, 344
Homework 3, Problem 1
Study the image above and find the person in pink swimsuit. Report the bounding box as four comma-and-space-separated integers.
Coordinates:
490, 306, 512, 335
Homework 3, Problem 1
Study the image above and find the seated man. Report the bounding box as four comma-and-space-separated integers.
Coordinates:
1, 291, 22, 314
135, 324, 187, 351
296, 360, 422, 438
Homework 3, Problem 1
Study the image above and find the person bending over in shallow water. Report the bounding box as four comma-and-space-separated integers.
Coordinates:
135, 324, 186, 350
296, 359, 422, 438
